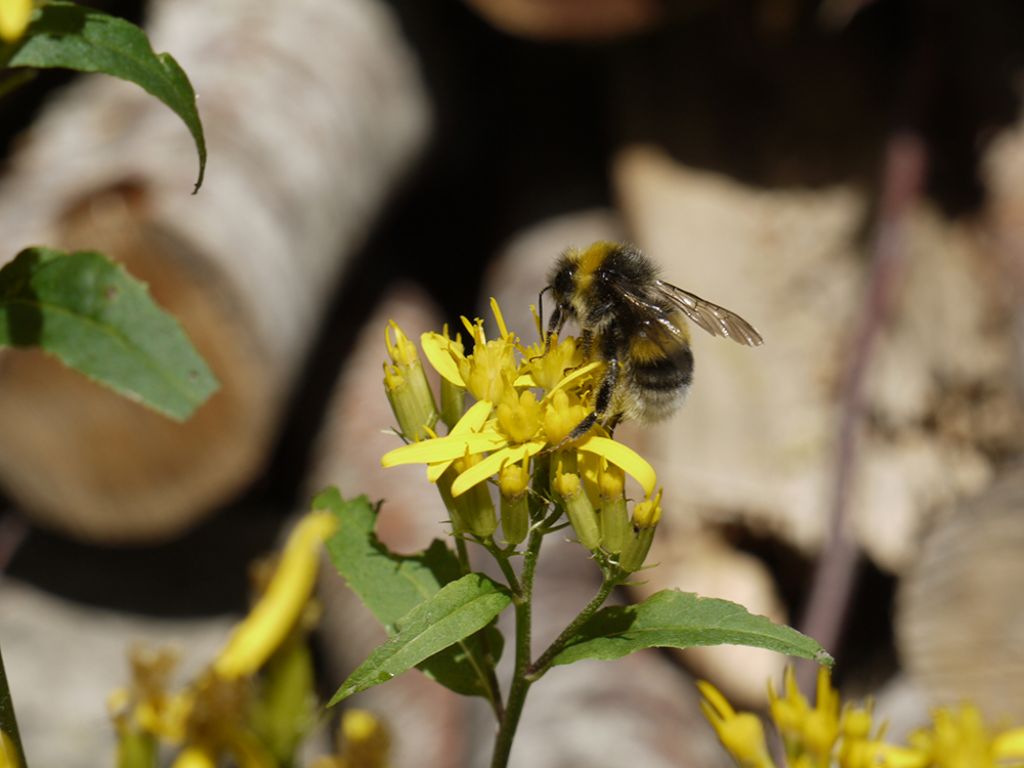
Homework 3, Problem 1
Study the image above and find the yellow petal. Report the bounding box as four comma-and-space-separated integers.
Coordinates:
451, 442, 542, 497
994, 726, 1024, 759
545, 361, 604, 396
213, 511, 338, 679
489, 297, 509, 339
453, 399, 494, 433
0, 0, 32, 43
578, 436, 656, 496
874, 745, 930, 768
697, 679, 736, 719
420, 331, 465, 386
381, 431, 505, 468
415, 400, 497, 482
1, 731, 22, 768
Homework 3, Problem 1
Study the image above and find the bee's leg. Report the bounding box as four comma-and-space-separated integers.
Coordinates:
580, 328, 594, 358
546, 305, 564, 351
604, 412, 624, 436
567, 356, 618, 442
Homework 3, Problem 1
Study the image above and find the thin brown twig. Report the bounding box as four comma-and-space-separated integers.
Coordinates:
797, 133, 927, 691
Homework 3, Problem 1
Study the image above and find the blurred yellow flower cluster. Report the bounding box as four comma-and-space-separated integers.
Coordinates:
380, 299, 662, 567
700, 667, 1024, 768
107, 510, 388, 768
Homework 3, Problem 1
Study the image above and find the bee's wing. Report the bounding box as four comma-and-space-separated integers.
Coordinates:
653, 280, 764, 346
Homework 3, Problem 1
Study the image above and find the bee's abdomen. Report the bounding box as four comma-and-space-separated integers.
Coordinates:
622, 347, 693, 423
631, 348, 693, 391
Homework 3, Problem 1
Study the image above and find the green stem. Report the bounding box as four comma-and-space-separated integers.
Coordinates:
0, 643, 28, 768
489, 518, 544, 768
484, 541, 521, 595
454, 535, 472, 575
527, 570, 619, 680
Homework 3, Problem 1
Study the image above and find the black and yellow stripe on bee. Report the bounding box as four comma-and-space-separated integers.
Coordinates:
627, 330, 693, 393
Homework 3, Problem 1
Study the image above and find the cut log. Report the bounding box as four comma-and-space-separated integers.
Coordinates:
0, 0, 430, 541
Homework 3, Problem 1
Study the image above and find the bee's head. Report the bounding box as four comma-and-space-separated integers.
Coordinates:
548, 250, 579, 310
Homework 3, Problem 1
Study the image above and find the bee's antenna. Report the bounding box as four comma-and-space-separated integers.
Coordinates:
537, 284, 552, 339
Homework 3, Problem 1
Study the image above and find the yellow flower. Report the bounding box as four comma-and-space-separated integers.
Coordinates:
214, 510, 338, 680
768, 665, 812, 758
382, 299, 656, 500
171, 745, 218, 768
631, 489, 663, 529
0, 0, 32, 43
520, 334, 584, 390
698, 679, 777, 768
108, 645, 193, 745
0, 731, 21, 768
421, 298, 518, 406
496, 389, 543, 444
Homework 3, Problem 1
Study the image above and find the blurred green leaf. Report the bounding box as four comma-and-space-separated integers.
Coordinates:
550, 589, 832, 668
0, 247, 219, 420
7, 1, 206, 191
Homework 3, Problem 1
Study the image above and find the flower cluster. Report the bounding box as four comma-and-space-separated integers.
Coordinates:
699, 667, 1024, 768
107, 510, 370, 768
381, 299, 662, 570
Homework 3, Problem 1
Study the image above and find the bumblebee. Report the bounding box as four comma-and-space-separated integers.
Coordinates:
544, 241, 763, 440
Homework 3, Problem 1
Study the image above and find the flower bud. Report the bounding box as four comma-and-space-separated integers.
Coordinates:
450, 454, 497, 538
384, 322, 438, 441
439, 376, 466, 430
499, 462, 530, 545
619, 490, 662, 572
599, 496, 630, 555
554, 464, 600, 551
597, 464, 628, 554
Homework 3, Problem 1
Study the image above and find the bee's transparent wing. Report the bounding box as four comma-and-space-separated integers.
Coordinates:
653, 280, 763, 346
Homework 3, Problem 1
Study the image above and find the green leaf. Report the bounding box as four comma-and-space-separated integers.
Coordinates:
328, 572, 512, 705
8, 1, 206, 191
0, 248, 219, 421
319, 489, 505, 698
550, 589, 832, 668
